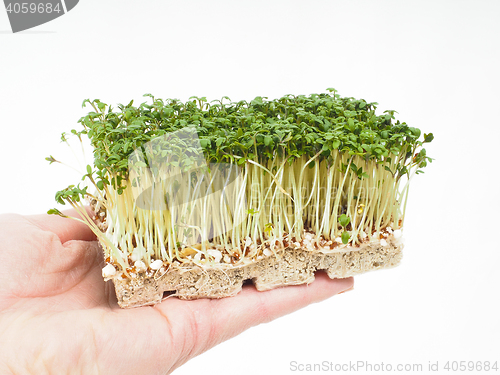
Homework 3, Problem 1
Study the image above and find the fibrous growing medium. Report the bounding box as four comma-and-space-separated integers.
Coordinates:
48, 89, 433, 308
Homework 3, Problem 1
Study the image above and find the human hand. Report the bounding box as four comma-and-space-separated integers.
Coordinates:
0, 211, 353, 374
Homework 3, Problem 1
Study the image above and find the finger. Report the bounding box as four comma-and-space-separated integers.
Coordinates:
26, 207, 97, 243
0, 214, 103, 301
156, 273, 354, 367
219, 272, 354, 330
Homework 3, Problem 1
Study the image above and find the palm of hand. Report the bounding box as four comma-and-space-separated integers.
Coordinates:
0, 212, 353, 374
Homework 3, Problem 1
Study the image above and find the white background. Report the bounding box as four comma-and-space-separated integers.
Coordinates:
1, 1, 499, 374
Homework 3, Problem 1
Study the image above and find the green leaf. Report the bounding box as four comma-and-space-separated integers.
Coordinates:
264, 222, 275, 234
338, 214, 350, 227
216, 137, 225, 147
350, 163, 358, 174
264, 135, 272, 146
409, 127, 421, 138
341, 231, 350, 244
347, 118, 355, 131
45, 155, 57, 164
199, 139, 210, 148
47, 208, 65, 217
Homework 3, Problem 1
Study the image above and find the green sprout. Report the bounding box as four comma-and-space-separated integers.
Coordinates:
338, 214, 351, 244
48, 89, 433, 275
264, 223, 275, 236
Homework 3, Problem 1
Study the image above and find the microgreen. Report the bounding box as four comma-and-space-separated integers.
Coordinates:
48, 89, 433, 272
338, 214, 351, 244
341, 231, 350, 245
338, 214, 350, 228
45, 155, 58, 164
